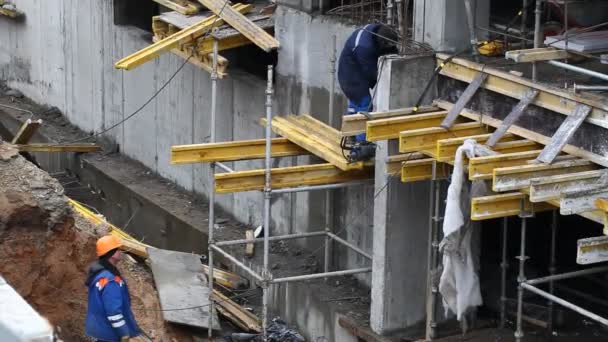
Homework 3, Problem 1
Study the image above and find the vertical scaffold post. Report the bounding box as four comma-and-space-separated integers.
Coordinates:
548, 210, 558, 333
262, 65, 274, 340
521, 0, 528, 49
207, 39, 219, 339
500, 217, 509, 329
325, 35, 337, 275
425, 161, 441, 340
515, 199, 531, 342
532, 0, 543, 81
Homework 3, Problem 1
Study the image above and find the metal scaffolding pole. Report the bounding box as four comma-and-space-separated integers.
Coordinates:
262, 65, 274, 340
521, 0, 528, 49
207, 39, 219, 339
547, 210, 558, 333
500, 217, 509, 329
325, 35, 337, 276
515, 209, 530, 342
425, 161, 441, 340
532, 0, 543, 81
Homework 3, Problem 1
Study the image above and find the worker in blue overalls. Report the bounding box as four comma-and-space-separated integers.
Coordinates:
338, 24, 398, 162
85, 235, 141, 342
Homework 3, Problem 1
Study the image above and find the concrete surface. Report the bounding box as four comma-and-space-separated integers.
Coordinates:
148, 248, 220, 330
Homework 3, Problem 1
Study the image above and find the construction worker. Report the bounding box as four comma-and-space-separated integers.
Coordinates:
85, 235, 141, 342
338, 24, 398, 162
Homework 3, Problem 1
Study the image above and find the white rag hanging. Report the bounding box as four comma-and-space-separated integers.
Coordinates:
438, 139, 485, 322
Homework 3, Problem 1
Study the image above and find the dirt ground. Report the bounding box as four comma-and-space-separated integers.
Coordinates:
0, 142, 190, 341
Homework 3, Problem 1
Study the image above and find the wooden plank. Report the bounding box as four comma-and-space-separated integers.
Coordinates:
486, 89, 539, 147
197, 0, 279, 52
16, 143, 101, 153
399, 122, 488, 153
436, 54, 608, 129
270, 116, 363, 171
366, 111, 466, 142
293, 114, 341, 144
11, 119, 42, 144
341, 105, 439, 136
153, 0, 202, 14
435, 100, 608, 168
469, 150, 544, 181
214, 163, 373, 193
505, 47, 570, 63
245, 230, 255, 257
201, 265, 248, 289
401, 158, 449, 183
529, 170, 606, 202
440, 72, 488, 128
386, 152, 425, 176
471, 193, 554, 221
115, 3, 251, 70
171, 138, 308, 164
492, 159, 599, 192
537, 104, 592, 164
212, 290, 261, 332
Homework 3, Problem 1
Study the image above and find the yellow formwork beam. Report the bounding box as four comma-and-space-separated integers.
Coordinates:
439, 139, 540, 163
115, 3, 252, 70
386, 153, 425, 176
291, 114, 342, 144
198, 33, 257, 55
153, 0, 202, 14
170, 138, 309, 164
399, 122, 488, 153
492, 159, 599, 192
268, 116, 363, 171
595, 198, 608, 235
469, 150, 544, 181
366, 111, 467, 142
341, 105, 439, 136
197, 0, 279, 52
401, 158, 449, 183
16, 143, 101, 153
530, 169, 605, 203
471, 193, 554, 220
434, 133, 517, 162
214, 163, 373, 193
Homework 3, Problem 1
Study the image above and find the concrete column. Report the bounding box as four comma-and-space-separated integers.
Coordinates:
370, 55, 436, 334
413, 0, 490, 52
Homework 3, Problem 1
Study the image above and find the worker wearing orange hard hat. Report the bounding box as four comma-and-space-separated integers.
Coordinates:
84, 235, 141, 342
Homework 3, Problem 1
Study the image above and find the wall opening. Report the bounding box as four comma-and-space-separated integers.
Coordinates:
113, 0, 159, 32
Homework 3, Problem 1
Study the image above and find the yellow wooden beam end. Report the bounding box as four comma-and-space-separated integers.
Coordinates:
159, 38, 229, 77
16, 143, 101, 153
366, 111, 469, 142
270, 116, 363, 171
341, 105, 440, 136
214, 163, 373, 193
469, 150, 542, 181
401, 158, 449, 183
399, 122, 488, 153
11, 119, 42, 145
505, 47, 570, 63
529, 170, 605, 203
197, 0, 280, 52
0, 7, 23, 19
171, 138, 309, 164
596, 198, 608, 235
153, 0, 202, 15
198, 28, 274, 55
471, 193, 554, 220
434, 133, 517, 162
292, 114, 342, 144
492, 159, 599, 192
386, 153, 425, 176
115, 3, 251, 70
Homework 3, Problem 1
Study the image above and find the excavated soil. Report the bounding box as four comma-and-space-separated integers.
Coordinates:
0, 142, 189, 341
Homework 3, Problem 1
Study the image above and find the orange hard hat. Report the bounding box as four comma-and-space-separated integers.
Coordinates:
96, 235, 122, 257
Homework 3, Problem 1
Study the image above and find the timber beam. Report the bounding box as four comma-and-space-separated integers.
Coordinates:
435, 100, 608, 168
197, 28, 274, 55
171, 138, 309, 164
366, 111, 468, 142
561, 186, 608, 216
16, 143, 101, 153
530, 170, 606, 203
386, 153, 425, 176
214, 163, 373, 193
469, 150, 544, 181
341, 105, 439, 136
505, 47, 570, 63
595, 198, 608, 235
401, 158, 449, 183
437, 54, 608, 129
471, 193, 554, 221
492, 159, 599, 192
434, 133, 519, 162
399, 122, 488, 153
153, 0, 202, 14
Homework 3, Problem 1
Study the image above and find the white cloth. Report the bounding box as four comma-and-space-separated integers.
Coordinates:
438, 139, 483, 321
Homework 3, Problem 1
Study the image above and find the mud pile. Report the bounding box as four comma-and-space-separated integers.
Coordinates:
0, 142, 188, 341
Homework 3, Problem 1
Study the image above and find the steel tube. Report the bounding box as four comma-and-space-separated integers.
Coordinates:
548, 210, 558, 333
262, 65, 274, 340
464, 0, 478, 55
527, 266, 608, 286
215, 161, 234, 173
521, 283, 608, 326
211, 245, 265, 282
547, 60, 608, 82
477, 26, 534, 43
500, 218, 509, 329
574, 84, 608, 92
326, 232, 372, 260
271, 267, 372, 284
515, 217, 527, 342
532, 0, 543, 81
207, 39, 219, 338
425, 161, 440, 340
325, 36, 336, 275
270, 180, 372, 194
216, 231, 327, 247
521, 0, 528, 49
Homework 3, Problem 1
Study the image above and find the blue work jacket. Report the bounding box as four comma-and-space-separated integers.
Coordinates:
85, 264, 140, 342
